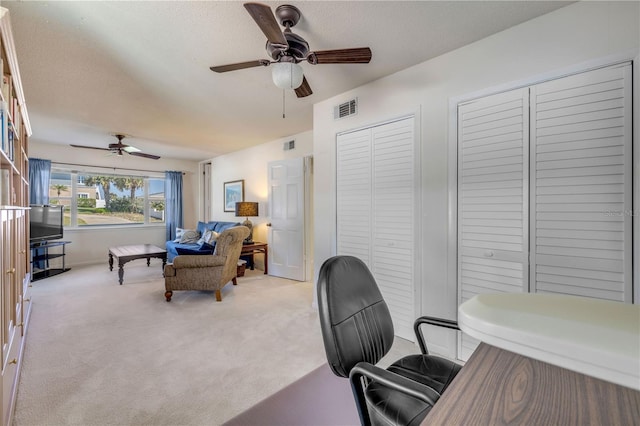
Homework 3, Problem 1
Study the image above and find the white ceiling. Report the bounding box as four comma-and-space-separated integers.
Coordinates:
5, 1, 571, 161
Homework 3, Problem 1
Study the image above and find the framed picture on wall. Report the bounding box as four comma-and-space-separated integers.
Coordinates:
223, 180, 244, 212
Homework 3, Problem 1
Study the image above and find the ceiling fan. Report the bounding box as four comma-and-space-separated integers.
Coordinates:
209, 2, 372, 98
70, 134, 161, 160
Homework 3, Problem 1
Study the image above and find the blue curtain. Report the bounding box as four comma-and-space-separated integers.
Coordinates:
165, 171, 183, 241
29, 158, 52, 205
29, 158, 52, 267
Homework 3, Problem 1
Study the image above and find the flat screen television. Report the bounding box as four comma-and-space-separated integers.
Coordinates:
30, 205, 64, 244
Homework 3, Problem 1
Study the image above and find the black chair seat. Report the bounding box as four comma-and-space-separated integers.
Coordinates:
387, 354, 462, 394
363, 355, 462, 425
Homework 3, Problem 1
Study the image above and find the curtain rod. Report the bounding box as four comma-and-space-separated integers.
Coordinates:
51, 161, 186, 175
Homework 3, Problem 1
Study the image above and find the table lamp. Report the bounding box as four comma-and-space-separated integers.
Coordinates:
235, 201, 259, 243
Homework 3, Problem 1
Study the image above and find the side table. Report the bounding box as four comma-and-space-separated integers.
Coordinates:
240, 242, 268, 274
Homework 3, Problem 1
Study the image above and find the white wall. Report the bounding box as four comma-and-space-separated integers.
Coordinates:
207, 130, 313, 271
313, 1, 639, 355
29, 140, 200, 266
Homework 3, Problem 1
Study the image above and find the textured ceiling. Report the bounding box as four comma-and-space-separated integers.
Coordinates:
5, 1, 571, 160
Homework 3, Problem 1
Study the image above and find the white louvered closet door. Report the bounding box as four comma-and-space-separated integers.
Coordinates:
457, 88, 529, 360
336, 117, 418, 340
370, 118, 417, 341
530, 63, 632, 302
336, 128, 372, 264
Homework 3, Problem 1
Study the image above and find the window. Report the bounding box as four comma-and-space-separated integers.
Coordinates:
50, 169, 165, 227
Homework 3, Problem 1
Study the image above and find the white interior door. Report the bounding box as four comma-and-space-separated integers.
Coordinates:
267, 158, 305, 281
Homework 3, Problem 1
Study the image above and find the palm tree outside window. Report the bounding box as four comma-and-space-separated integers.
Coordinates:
49, 168, 165, 227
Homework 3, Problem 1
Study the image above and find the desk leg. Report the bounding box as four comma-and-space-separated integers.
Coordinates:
263, 249, 268, 275
109, 253, 114, 271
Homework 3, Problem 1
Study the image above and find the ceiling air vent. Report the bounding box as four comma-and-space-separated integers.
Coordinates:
334, 98, 358, 120
283, 140, 295, 151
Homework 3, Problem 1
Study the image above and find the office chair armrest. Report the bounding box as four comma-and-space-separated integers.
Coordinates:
349, 362, 441, 426
414, 316, 460, 355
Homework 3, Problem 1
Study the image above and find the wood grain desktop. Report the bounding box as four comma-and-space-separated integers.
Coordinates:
424, 343, 640, 425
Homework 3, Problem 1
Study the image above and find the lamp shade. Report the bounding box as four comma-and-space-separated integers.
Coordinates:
272, 62, 303, 90
235, 202, 259, 218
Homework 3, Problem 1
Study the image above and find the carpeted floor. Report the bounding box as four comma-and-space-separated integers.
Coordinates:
13, 261, 330, 425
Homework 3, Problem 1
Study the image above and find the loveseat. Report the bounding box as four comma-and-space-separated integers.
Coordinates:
166, 220, 240, 262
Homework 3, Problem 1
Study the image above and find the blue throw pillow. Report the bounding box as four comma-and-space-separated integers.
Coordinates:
196, 221, 209, 236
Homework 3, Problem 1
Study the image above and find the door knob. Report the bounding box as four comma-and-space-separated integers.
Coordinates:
266, 223, 272, 227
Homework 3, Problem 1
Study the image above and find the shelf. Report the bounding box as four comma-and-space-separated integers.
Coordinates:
0, 6, 33, 426
30, 241, 70, 282
32, 268, 71, 281
31, 253, 65, 262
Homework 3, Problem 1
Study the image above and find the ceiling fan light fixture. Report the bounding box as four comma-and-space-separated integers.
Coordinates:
272, 62, 303, 90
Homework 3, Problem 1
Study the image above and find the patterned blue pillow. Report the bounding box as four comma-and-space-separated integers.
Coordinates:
178, 229, 201, 244
197, 230, 219, 245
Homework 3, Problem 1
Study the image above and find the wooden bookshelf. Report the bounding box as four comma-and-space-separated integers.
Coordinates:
0, 7, 32, 426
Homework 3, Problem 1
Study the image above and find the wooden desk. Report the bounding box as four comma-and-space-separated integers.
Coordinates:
424, 294, 640, 425
458, 293, 639, 389
424, 343, 640, 425
241, 242, 268, 274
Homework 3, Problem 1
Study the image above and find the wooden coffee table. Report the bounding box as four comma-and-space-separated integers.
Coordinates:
108, 244, 167, 285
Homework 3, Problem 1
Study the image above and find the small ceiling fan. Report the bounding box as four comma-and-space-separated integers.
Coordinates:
70, 134, 161, 160
209, 2, 372, 98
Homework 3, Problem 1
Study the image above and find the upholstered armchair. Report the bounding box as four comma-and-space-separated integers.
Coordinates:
164, 226, 250, 302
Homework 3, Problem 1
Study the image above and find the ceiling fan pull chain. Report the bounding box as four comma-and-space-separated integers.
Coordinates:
282, 89, 286, 119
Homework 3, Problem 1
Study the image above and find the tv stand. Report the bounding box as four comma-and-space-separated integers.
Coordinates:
31, 241, 71, 281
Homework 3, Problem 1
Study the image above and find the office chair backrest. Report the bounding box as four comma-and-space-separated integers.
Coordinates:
317, 256, 395, 378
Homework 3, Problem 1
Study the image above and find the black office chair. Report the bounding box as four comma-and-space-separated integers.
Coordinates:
317, 255, 462, 426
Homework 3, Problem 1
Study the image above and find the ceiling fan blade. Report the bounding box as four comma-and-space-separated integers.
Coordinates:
128, 151, 161, 160
295, 76, 313, 98
307, 47, 372, 64
244, 2, 288, 47
70, 144, 111, 151
108, 143, 128, 149
210, 59, 270, 73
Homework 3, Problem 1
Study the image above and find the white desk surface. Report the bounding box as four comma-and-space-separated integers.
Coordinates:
459, 293, 640, 390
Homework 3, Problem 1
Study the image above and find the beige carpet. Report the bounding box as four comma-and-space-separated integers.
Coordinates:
13, 261, 329, 425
